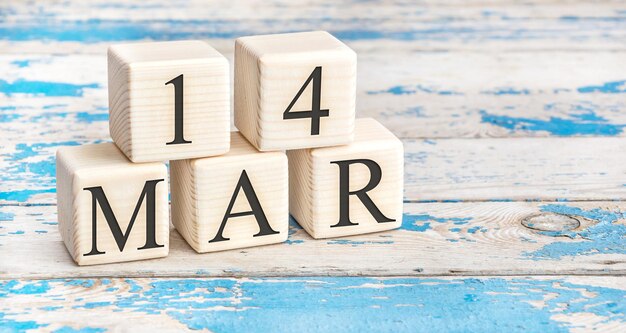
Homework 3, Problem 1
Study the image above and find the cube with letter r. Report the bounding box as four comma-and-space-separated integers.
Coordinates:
288, 118, 404, 238
56, 143, 169, 265
234, 31, 356, 151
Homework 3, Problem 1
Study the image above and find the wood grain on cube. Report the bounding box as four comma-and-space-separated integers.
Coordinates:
288, 118, 403, 238
170, 132, 288, 253
234, 31, 356, 151
55, 143, 169, 265
108, 40, 230, 162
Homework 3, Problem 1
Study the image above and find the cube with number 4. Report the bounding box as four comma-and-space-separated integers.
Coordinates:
108, 40, 230, 162
234, 31, 357, 151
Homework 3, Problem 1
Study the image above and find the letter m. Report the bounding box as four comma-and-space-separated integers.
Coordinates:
82, 179, 164, 256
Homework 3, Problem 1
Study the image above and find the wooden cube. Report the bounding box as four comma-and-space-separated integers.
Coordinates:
56, 143, 169, 265
170, 132, 288, 252
288, 118, 403, 238
108, 40, 230, 163
234, 31, 356, 151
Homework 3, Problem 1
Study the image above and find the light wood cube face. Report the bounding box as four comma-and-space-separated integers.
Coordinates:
234, 31, 356, 151
108, 40, 230, 163
288, 118, 403, 239
170, 132, 289, 253
56, 143, 169, 266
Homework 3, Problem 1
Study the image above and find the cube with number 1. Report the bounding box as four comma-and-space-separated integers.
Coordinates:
108, 40, 230, 163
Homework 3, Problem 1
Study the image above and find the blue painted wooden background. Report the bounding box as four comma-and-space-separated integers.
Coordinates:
0, 0, 625, 332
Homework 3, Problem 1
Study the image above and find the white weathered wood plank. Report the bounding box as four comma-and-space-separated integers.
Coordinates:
1, 0, 625, 53
404, 137, 626, 201
1, 2, 624, 331
1, 201, 624, 279
4, 136, 626, 204
2, 50, 626, 147
1, 276, 624, 332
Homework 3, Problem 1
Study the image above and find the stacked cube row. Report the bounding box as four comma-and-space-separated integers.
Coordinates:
56, 31, 404, 266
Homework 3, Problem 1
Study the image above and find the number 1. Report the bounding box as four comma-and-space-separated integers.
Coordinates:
283, 66, 329, 135
165, 74, 191, 145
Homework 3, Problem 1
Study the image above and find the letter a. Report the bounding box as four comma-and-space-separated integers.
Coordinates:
209, 170, 279, 243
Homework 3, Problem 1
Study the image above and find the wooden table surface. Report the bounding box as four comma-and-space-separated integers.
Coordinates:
1, 0, 625, 332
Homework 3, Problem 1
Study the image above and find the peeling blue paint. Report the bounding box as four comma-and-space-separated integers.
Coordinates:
367, 85, 461, 96
0, 19, 245, 42
9, 142, 69, 160
75, 112, 108, 123
326, 239, 394, 246
402, 213, 486, 243
3, 277, 623, 332
286, 216, 304, 245
43, 104, 68, 109
524, 205, 626, 260
0, 211, 14, 221
0, 106, 20, 123
480, 110, 626, 136
467, 226, 487, 234
0, 312, 47, 332
398, 106, 425, 117
520, 236, 538, 243
0, 79, 99, 97
0, 188, 56, 202
482, 87, 530, 95
0, 280, 51, 295
402, 213, 472, 232
10, 59, 30, 68
407, 221, 431, 232
29, 111, 70, 122
1, 141, 82, 202
560, 15, 626, 22
40, 306, 62, 311
0, 22, 480, 42
53, 326, 107, 333
65, 280, 95, 288
125, 279, 143, 293
0, 16, 622, 43
578, 80, 626, 94
76, 301, 112, 309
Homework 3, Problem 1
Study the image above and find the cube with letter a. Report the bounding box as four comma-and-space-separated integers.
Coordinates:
234, 31, 356, 151
108, 40, 230, 162
56, 143, 169, 265
170, 132, 288, 252
288, 118, 403, 238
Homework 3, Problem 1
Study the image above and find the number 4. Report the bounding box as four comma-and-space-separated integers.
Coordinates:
283, 66, 329, 135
